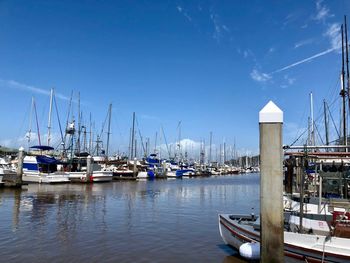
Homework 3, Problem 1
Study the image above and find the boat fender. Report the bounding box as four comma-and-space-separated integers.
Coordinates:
239, 242, 260, 260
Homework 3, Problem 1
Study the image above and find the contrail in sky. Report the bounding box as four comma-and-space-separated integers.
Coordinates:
269, 47, 336, 75
0, 78, 71, 101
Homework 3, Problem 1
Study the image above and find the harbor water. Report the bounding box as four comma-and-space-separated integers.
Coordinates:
0, 173, 259, 262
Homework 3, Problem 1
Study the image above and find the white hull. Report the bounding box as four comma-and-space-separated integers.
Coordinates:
219, 214, 350, 262
137, 171, 148, 179
22, 171, 70, 184
69, 171, 113, 182
91, 171, 113, 182
166, 171, 177, 178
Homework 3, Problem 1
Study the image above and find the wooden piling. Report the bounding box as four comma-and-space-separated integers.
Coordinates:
86, 155, 93, 182
259, 101, 284, 263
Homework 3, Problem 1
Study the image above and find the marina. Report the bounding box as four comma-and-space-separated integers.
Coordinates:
1, 1, 350, 262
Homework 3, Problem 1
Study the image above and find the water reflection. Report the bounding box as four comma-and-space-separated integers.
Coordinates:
0, 174, 259, 262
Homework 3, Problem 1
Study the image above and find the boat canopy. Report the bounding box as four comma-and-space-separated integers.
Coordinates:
30, 145, 54, 151
36, 155, 59, 165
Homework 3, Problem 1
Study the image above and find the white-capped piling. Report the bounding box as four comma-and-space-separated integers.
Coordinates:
259, 101, 284, 262
86, 155, 93, 182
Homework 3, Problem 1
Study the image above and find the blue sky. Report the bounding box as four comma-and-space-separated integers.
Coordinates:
0, 0, 349, 158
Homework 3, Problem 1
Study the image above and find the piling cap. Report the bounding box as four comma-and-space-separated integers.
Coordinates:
259, 101, 283, 123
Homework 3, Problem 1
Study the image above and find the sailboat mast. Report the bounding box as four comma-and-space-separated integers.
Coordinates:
27, 97, 34, 147
209, 131, 212, 164
324, 100, 329, 147
77, 92, 81, 154
106, 103, 112, 157
47, 88, 53, 146
310, 92, 315, 146
33, 99, 41, 146
131, 112, 135, 159
341, 24, 347, 150
89, 113, 92, 153
345, 16, 350, 111
344, 16, 350, 151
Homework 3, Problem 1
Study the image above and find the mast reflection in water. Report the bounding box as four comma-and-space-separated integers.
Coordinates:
0, 174, 259, 263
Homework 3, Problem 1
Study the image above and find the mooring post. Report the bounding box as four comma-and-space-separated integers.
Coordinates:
86, 155, 93, 182
17, 147, 24, 185
259, 101, 284, 262
162, 161, 167, 177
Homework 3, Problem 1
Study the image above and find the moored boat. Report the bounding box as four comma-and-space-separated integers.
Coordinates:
22, 152, 70, 184
218, 213, 350, 262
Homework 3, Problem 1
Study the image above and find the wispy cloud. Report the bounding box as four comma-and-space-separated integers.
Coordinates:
280, 74, 296, 89
176, 5, 192, 23
283, 12, 299, 27
314, 0, 333, 22
0, 79, 71, 101
270, 48, 335, 74
294, 38, 314, 49
210, 13, 222, 42
209, 12, 230, 43
250, 69, 271, 82
324, 23, 341, 50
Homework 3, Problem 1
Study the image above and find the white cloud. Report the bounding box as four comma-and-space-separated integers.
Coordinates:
250, 69, 271, 82
294, 38, 314, 49
324, 23, 341, 51
314, 0, 333, 22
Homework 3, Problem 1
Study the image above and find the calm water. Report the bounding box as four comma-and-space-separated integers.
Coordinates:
0, 173, 259, 263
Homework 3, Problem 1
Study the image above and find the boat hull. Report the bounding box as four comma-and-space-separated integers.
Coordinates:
219, 214, 350, 262
69, 171, 113, 182
22, 171, 70, 184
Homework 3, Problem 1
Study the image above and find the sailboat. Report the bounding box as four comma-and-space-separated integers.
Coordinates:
22, 92, 70, 183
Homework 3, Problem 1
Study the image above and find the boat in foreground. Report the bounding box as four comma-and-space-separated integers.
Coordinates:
218, 213, 350, 262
